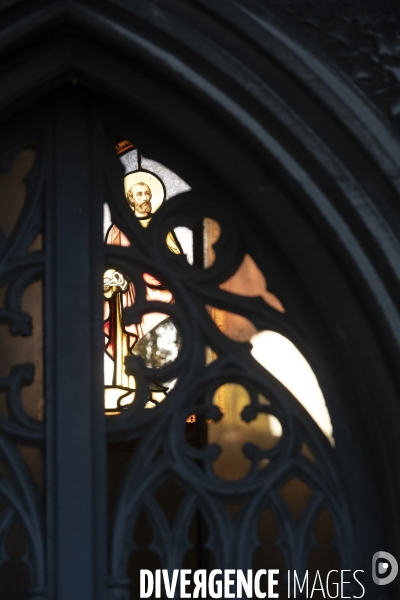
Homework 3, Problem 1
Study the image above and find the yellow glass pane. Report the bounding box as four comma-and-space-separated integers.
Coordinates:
208, 383, 281, 480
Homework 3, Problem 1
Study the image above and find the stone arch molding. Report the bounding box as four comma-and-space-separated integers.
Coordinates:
1, 0, 400, 598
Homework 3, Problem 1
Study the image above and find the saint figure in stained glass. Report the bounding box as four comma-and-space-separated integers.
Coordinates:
104, 160, 181, 412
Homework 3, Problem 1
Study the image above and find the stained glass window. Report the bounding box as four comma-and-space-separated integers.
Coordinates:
104, 142, 189, 413
104, 141, 333, 450
104, 138, 344, 596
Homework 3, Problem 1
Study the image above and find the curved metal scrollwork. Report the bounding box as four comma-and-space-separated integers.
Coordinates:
104, 140, 356, 599
0, 128, 45, 599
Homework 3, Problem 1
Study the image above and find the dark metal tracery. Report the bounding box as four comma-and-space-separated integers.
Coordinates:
103, 139, 356, 598
0, 124, 45, 599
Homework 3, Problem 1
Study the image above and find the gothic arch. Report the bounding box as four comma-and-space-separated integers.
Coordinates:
1, 1, 400, 598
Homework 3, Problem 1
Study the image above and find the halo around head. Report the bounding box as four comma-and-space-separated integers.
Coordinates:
124, 170, 165, 215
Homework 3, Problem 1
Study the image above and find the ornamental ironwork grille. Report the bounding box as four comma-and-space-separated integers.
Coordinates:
0, 85, 381, 600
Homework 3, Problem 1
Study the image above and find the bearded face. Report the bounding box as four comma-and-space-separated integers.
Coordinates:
127, 183, 152, 218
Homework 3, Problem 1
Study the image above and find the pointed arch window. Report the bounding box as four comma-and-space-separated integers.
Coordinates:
0, 89, 368, 600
